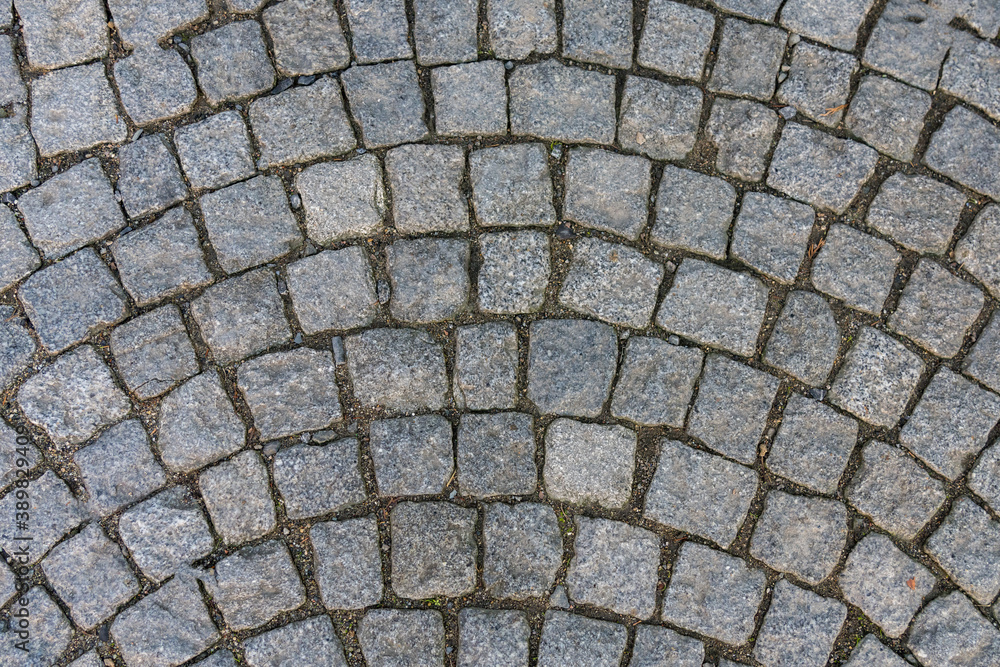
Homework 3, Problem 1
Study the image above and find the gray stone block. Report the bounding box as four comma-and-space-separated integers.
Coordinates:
413, 0, 478, 66
75, 419, 166, 516
263, 0, 350, 76
370, 415, 453, 496
509, 60, 616, 144
0, 112, 36, 194
567, 517, 658, 618
274, 438, 365, 518
863, 0, 954, 92
341, 60, 429, 148
296, 154, 386, 244
709, 19, 786, 100
0, 471, 84, 565
811, 223, 901, 316
846, 75, 932, 162
16, 0, 108, 69
768, 393, 857, 494
432, 60, 508, 136
543, 419, 636, 508
0, 35, 24, 106
200, 450, 276, 544
391, 501, 477, 598
750, 491, 847, 585
867, 173, 966, 254
537, 611, 627, 667
343, 0, 411, 64
117, 134, 188, 219
527, 318, 617, 417
955, 204, 1000, 298
972, 439, 1000, 514
174, 111, 256, 190
359, 609, 444, 666
752, 579, 846, 667
205, 540, 305, 630
563, 0, 632, 69
29, 63, 126, 157
925, 104, 1000, 200
564, 148, 651, 240
488, 0, 557, 60
611, 337, 703, 427
619, 76, 702, 161
115, 48, 198, 126
387, 237, 470, 322
386, 144, 468, 233
764, 290, 840, 387
712, 0, 782, 20
706, 97, 779, 182
0, 587, 71, 666
777, 43, 857, 127
458, 608, 530, 667
651, 166, 736, 259
0, 419, 39, 487
243, 615, 348, 667
0, 207, 38, 293
483, 502, 562, 600
458, 412, 537, 497
345, 327, 449, 413
477, 231, 551, 315
0, 306, 34, 390
470, 143, 555, 228
287, 246, 378, 333
891, 260, 984, 359
638, 0, 713, 80
843, 636, 910, 667
190, 21, 276, 105
157, 372, 245, 472
908, 592, 1000, 666
311, 515, 383, 609
965, 312, 1000, 393
630, 625, 703, 667
927, 497, 1000, 604
940, 32, 1000, 121
732, 192, 814, 284
781, 0, 875, 51
107, 0, 208, 49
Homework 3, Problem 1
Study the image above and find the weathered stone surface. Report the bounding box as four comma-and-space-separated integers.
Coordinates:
117, 134, 188, 219
458, 412, 537, 497
345, 327, 449, 413
157, 372, 245, 472
777, 43, 857, 127
830, 328, 925, 428
846, 440, 946, 540
0, 35, 24, 106
709, 19, 786, 100
732, 192, 814, 284
940, 33, 1000, 122
611, 337, 703, 427
769, 394, 858, 494
619, 76, 702, 161
631, 625, 704, 667
781, 0, 875, 50
341, 60, 428, 148
190, 21, 275, 105
30, 63, 126, 157
564, 148, 650, 240
343, 0, 411, 64
661, 542, 767, 645
370, 415, 453, 496
433, 60, 508, 136
312, 515, 383, 609
955, 204, 1000, 298
0, 208, 39, 293
527, 318, 617, 417
966, 313, 1000, 393
750, 491, 847, 584
359, 609, 444, 666
458, 608, 530, 667
75, 419, 166, 515
544, 419, 635, 508
926, 105, 1000, 200
846, 75, 932, 162
452, 324, 517, 411
483, 502, 562, 600
17, 0, 108, 69
107, 0, 208, 48
206, 540, 305, 631
387, 238, 470, 322
765, 291, 840, 387
200, 450, 276, 544
867, 173, 966, 255
812, 224, 901, 316
752, 579, 847, 667
651, 166, 736, 259
908, 592, 1000, 667
274, 438, 365, 518
0, 587, 71, 666
537, 611, 627, 667
839, 533, 936, 637
510, 60, 616, 144
0, 112, 36, 194
263, 0, 350, 76
926, 497, 1000, 605
115, 48, 198, 127
864, 0, 954, 92
638, 0, 713, 80
413, 0, 477, 66
478, 231, 550, 315
174, 111, 256, 190
971, 439, 1000, 513
0, 420, 39, 488
488, 0, 556, 60
890, 260, 984, 358
287, 246, 378, 333
645, 439, 757, 547
392, 501, 477, 598
244, 614, 348, 667
386, 144, 468, 234
844, 636, 910, 667
689, 355, 779, 465
563, 0, 632, 69
0, 471, 84, 565
706, 97, 779, 182
470, 143, 555, 228
296, 154, 385, 244
0, 307, 35, 391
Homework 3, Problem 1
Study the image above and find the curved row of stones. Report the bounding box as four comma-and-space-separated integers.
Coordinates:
3, 0, 1000, 665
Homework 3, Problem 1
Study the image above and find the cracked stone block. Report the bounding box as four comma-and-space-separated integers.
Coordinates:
709, 19, 786, 100
966, 312, 1000, 393
250, 78, 356, 167
846, 75, 932, 163
478, 231, 550, 315
115, 48, 198, 127
392, 501, 477, 598
947, 0, 1000, 39
371, 415, 453, 496
631, 626, 703, 667
191, 269, 289, 365
538, 611, 627, 667
811, 224, 901, 316
527, 319, 617, 417
564, 148, 651, 240
846, 440, 946, 540
113, 208, 211, 306
118, 486, 214, 582
972, 440, 1000, 514
864, 0, 954, 91
157, 372, 245, 473
413, 0, 477, 66
732, 192, 814, 284
925, 105, 1000, 200
0, 208, 38, 293
42, 523, 139, 630
488, 0, 556, 60
844, 636, 909, 667
829, 328, 925, 427
16, 0, 108, 69
483, 502, 562, 600
908, 592, 1000, 666
563, 0, 632, 69
567, 517, 658, 618
0, 35, 24, 106
661, 542, 767, 645
0, 471, 84, 565
244, 615, 348, 667
117, 134, 188, 219
287, 247, 378, 333
296, 154, 385, 244
559, 238, 664, 328
112, 576, 218, 667
750, 491, 847, 584
386, 144, 468, 234
689, 355, 779, 465
781, 0, 875, 50
206, 540, 305, 631
458, 412, 537, 497
263, 0, 349, 76
899, 367, 1000, 480
342, 60, 428, 148
0, 307, 34, 390
941, 33, 1000, 122
509, 60, 616, 144
174, 111, 255, 190
839, 533, 936, 638
890, 260, 984, 358
345, 328, 448, 412
459, 608, 530, 667
238, 349, 342, 441
706, 98, 779, 182
359, 609, 444, 666
454, 322, 518, 410
17, 158, 123, 259
619, 76, 702, 161
200, 175, 303, 273
200, 450, 276, 544
30, 63, 126, 157
927, 497, 1000, 605
387, 238, 470, 322
752, 579, 846, 667
543, 419, 636, 508
867, 173, 966, 255
638, 0, 713, 80
312, 515, 383, 609
955, 204, 1000, 298
769, 394, 858, 494
777, 43, 857, 127
645, 439, 756, 547
0, 112, 36, 194
651, 166, 735, 259
433, 61, 508, 136
107, 0, 208, 49
343, 0, 410, 63
0, 588, 70, 666
191, 21, 275, 105
611, 337, 703, 427
274, 438, 365, 519
75, 420, 165, 516
764, 291, 840, 387
17, 345, 129, 447
768, 124, 878, 214
470, 143, 555, 228
656, 259, 768, 358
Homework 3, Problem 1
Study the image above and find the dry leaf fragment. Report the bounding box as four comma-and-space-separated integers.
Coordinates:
906, 577, 916, 590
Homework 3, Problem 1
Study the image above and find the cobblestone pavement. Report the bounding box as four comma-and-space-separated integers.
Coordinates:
1, 0, 1000, 665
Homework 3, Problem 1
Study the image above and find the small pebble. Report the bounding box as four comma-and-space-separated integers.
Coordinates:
236, 104, 243, 111
765, 427, 776, 439
300, 433, 309, 442
808, 387, 825, 401
98, 624, 110, 642
176, 42, 188, 52
505, 61, 513, 70
777, 72, 788, 84
780, 64, 790, 72
550, 145, 563, 160
282, 527, 290, 535
293, 333, 303, 345
550, 585, 569, 607
788, 33, 801, 46
173, 35, 182, 44
377, 279, 390, 304
51, 164, 59, 173
446, 646, 454, 654
133, 128, 143, 140
29, 179, 38, 187
0, 193, 14, 204
667, 335, 680, 346
263, 442, 280, 456
313, 430, 337, 443
332, 335, 346, 364
555, 222, 576, 240
276, 278, 287, 293
356, 147, 367, 155
273, 78, 294, 94
665, 260, 677, 272
779, 106, 796, 120
298, 75, 317, 85
346, 421, 358, 433
449, 490, 457, 499
290, 193, 301, 209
